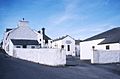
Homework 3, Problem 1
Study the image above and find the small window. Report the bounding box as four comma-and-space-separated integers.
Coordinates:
51, 41, 52, 43
68, 45, 70, 51
31, 46, 35, 48
40, 39, 41, 41
16, 46, 21, 48
45, 40, 48, 44
92, 46, 95, 50
39, 44, 41, 48
61, 45, 64, 49
106, 45, 110, 50
23, 45, 27, 48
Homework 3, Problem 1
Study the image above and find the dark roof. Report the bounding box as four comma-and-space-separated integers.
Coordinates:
53, 35, 68, 42
11, 39, 39, 45
53, 35, 74, 42
75, 40, 82, 45
83, 27, 120, 45
43, 34, 51, 40
6, 28, 13, 32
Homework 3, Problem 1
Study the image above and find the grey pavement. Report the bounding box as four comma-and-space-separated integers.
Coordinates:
0, 49, 120, 79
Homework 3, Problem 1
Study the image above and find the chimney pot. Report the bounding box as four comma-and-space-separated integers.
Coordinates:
42, 28, 45, 35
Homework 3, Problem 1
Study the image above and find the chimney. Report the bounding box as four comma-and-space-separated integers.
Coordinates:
42, 28, 45, 35
18, 18, 29, 27
42, 28, 45, 40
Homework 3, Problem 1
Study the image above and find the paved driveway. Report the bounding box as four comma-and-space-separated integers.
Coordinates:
0, 49, 120, 79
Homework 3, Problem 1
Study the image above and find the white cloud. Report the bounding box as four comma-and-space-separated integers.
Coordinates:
47, 0, 80, 26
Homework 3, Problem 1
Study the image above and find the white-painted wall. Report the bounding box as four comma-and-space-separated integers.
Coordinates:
80, 38, 120, 62
34, 31, 44, 47
13, 48, 66, 66
52, 36, 75, 56
9, 40, 14, 56
92, 50, 120, 63
96, 43, 120, 50
80, 39, 104, 60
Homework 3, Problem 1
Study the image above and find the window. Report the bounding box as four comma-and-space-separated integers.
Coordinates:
40, 39, 41, 41
106, 45, 110, 50
92, 46, 95, 50
61, 45, 64, 49
51, 41, 52, 43
67, 45, 70, 51
39, 44, 41, 48
31, 46, 35, 48
16, 46, 21, 48
23, 45, 27, 48
45, 40, 48, 44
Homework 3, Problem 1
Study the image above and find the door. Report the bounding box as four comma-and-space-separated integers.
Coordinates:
67, 45, 70, 51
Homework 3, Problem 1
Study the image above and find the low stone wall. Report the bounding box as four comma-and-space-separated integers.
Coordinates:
13, 48, 66, 66
92, 50, 120, 63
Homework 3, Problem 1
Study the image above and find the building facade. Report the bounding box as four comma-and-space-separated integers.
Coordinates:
52, 35, 75, 56
2, 19, 52, 55
80, 27, 120, 61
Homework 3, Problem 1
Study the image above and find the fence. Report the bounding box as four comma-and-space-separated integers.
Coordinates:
92, 50, 120, 63
13, 48, 66, 66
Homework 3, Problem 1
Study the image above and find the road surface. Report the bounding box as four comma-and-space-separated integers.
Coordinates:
0, 49, 120, 79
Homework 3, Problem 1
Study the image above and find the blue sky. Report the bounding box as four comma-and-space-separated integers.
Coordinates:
0, 0, 120, 41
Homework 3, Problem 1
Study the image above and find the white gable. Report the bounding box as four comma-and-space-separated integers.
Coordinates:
8, 25, 38, 40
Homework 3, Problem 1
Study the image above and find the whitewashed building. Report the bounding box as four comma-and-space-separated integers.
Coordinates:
52, 35, 75, 56
80, 27, 120, 63
2, 19, 66, 66
2, 19, 52, 53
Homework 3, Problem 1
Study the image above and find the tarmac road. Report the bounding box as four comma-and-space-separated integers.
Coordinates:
0, 49, 120, 79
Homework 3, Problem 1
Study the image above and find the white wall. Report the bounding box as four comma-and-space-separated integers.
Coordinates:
92, 50, 120, 63
9, 40, 14, 56
80, 39, 104, 60
52, 36, 75, 56
13, 48, 66, 66
96, 43, 120, 50
62, 37, 75, 56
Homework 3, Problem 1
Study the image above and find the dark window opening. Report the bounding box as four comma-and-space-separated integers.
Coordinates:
23, 45, 27, 48
67, 45, 70, 51
39, 44, 41, 48
61, 45, 64, 49
92, 46, 95, 50
106, 45, 110, 50
51, 41, 52, 43
40, 39, 41, 41
45, 40, 48, 44
31, 46, 35, 48
16, 46, 21, 48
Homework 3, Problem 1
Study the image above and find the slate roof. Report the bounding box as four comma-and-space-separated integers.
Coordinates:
6, 28, 13, 32
53, 35, 75, 42
83, 27, 120, 45
43, 34, 51, 40
75, 40, 82, 45
53, 35, 68, 42
11, 39, 39, 45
